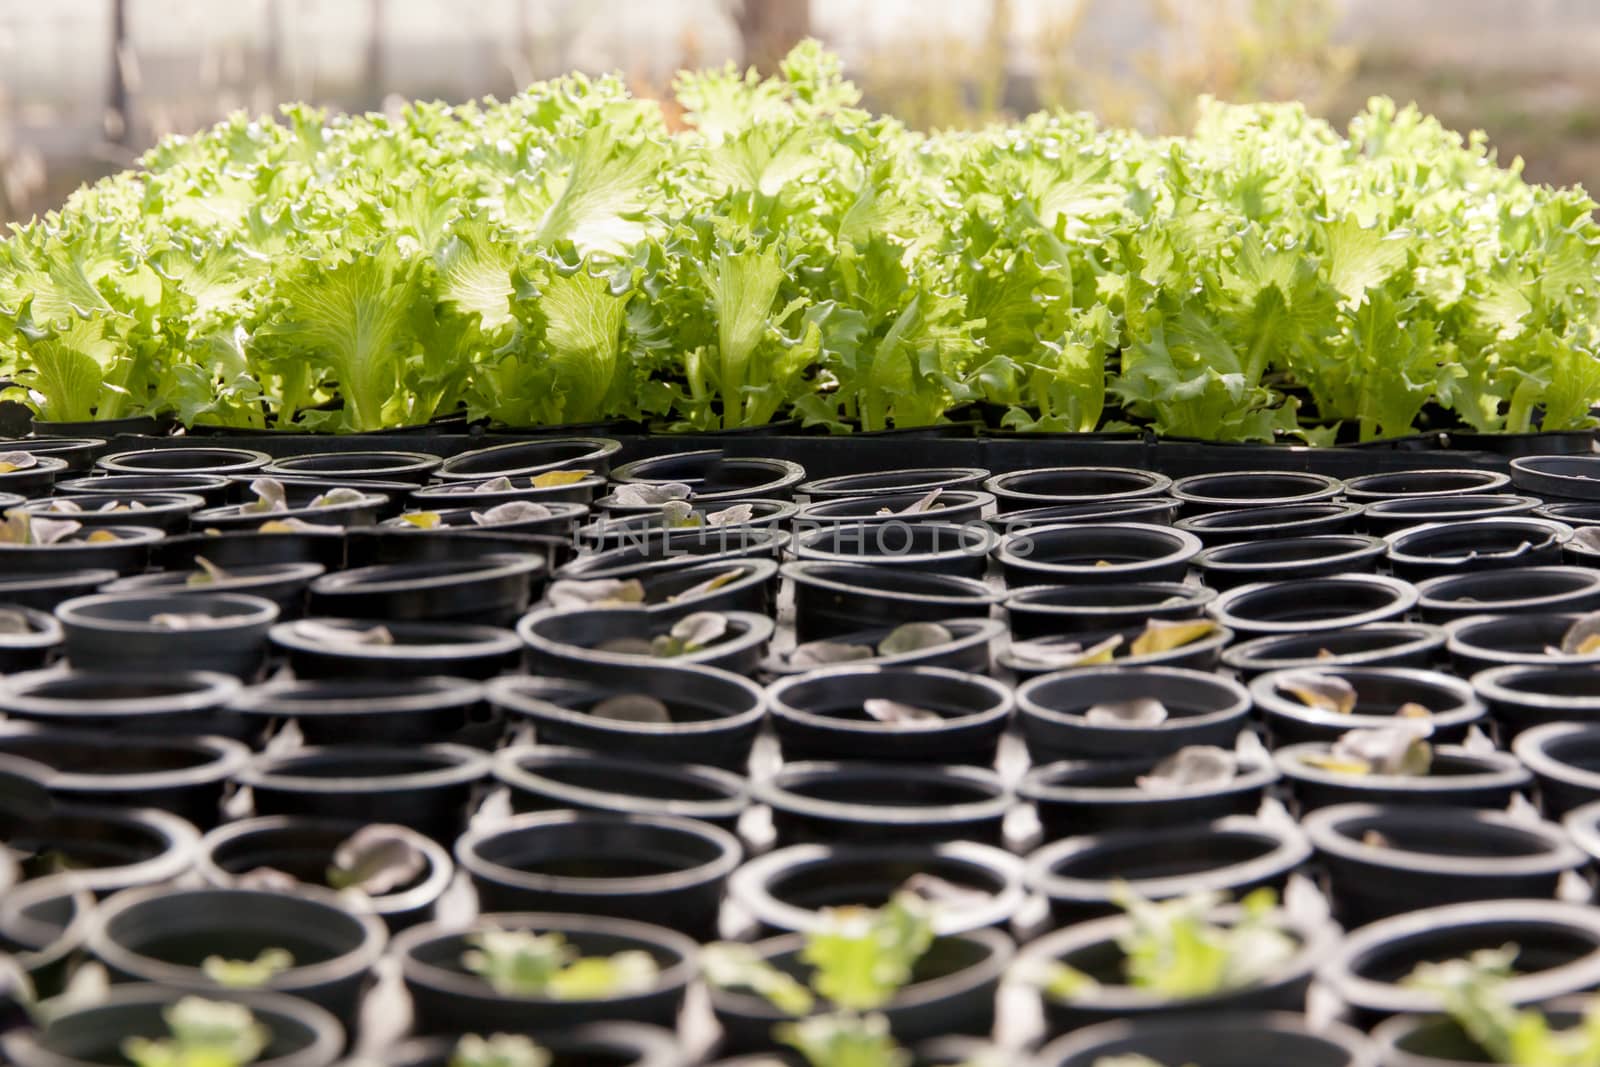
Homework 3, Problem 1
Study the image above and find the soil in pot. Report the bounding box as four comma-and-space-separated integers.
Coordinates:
1416, 565, 1600, 621
237, 743, 490, 844
766, 665, 1013, 766
1017, 666, 1250, 764
486, 666, 766, 770
393, 911, 696, 1035
87, 884, 385, 1032
995, 522, 1201, 587
55, 591, 279, 679
1004, 581, 1215, 640
197, 816, 453, 931
455, 810, 741, 940
307, 554, 544, 627
493, 744, 749, 830
1251, 666, 1486, 746
755, 761, 1011, 847
983, 467, 1172, 513
1303, 802, 1585, 926
1020, 746, 1279, 838
1222, 623, 1447, 677
1025, 816, 1311, 926
434, 437, 622, 481
783, 562, 1000, 643
729, 841, 1026, 937
269, 618, 522, 682
1209, 574, 1419, 636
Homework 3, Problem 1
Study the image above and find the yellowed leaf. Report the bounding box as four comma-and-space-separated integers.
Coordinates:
1397, 702, 1431, 719
1130, 618, 1217, 657
402, 512, 443, 529
84, 530, 119, 543
530, 470, 592, 488
1300, 752, 1371, 776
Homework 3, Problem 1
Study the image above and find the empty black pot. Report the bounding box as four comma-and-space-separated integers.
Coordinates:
97, 447, 270, 477
798, 468, 989, 501
1415, 565, 1600, 621
1194, 535, 1387, 589
983, 467, 1171, 513
230, 677, 490, 746
996, 522, 1201, 586
794, 522, 995, 580
1384, 516, 1572, 579
755, 761, 1011, 846
1222, 623, 1447, 677
269, 618, 522, 681
1513, 722, 1600, 818
434, 438, 623, 481
984, 497, 1180, 533
1020, 750, 1279, 839
1344, 468, 1511, 501
1171, 470, 1342, 513
308, 554, 543, 626
1363, 493, 1540, 535
1017, 666, 1250, 764
1209, 574, 1418, 636
0, 668, 243, 737
610, 451, 805, 502
1005, 581, 1215, 640
262, 450, 442, 485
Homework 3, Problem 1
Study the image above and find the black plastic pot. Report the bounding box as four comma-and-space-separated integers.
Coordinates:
610, 451, 806, 501
767, 617, 1002, 677
1304, 802, 1584, 926
270, 618, 521, 681
579, 499, 794, 548
97, 446, 270, 477
197, 815, 453, 931
231, 677, 491, 746
1321, 900, 1600, 1027
767, 665, 1013, 765
1362, 493, 1540, 535
225, 474, 418, 517
984, 497, 1180, 533
1026, 816, 1311, 926
0, 454, 67, 496
494, 744, 748, 830
0, 873, 96, 998
1176, 501, 1364, 547
0, 721, 247, 828
155, 527, 347, 574
983, 467, 1172, 513
634, 557, 778, 622
102, 561, 325, 618
1561, 798, 1600, 891
2, 801, 199, 895
1222, 623, 1447, 677
238, 743, 490, 843
1020, 750, 1279, 838
394, 911, 696, 1035
1513, 722, 1600, 818
1001, 622, 1232, 679
0, 667, 243, 737
1171, 470, 1342, 513
1004, 581, 1215, 640
798, 468, 990, 501
1538, 499, 1600, 528
1195, 534, 1387, 589
0, 604, 61, 673
996, 522, 1201, 586
0, 436, 105, 472
1384, 516, 1572, 579
1510, 453, 1600, 501
87, 884, 385, 1030
21, 492, 204, 533
1251, 666, 1485, 746
486, 666, 766, 770
0, 569, 119, 613
756, 761, 1010, 847
59, 472, 233, 507
262, 450, 442, 484
1416, 565, 1600, 622
796, 490, 994, 528
1209, 574, 1418, 636
1037, 1013, 1376, 1067
0, 985, 344, 1067
1020, 905, 1334, 1034
1444, 611, 1600, 675
784, 561, 1000, 643
412, 473, 608, 508
1344, 468, 1511, 501
518, 605, 775, 676
710, 927, 1013, 1053
795, 521, 995, 579
308, 554, 542, 626
1017, 666, 1250, 764
56, 591, 278, 678
728, 841, 1025, 936
0, 524, 162, 577
557, 528, 788, 582
192, 491, 389, 532
1475, 661, 1600, 742
456, 810, 741, 939
1274, 742, 1530, 813
435, 438, 622, 481
387, 1026, 681, 1067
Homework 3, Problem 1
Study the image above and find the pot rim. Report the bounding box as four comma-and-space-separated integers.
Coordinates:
781, 559, 1000, 607
1195, 533, 1387, 576
1561, 797, 1600, 863
753, 760, 1011, 827
1273, 742, 1530, 794
1170, 469, 1343, 509
799, 467, 990, 499
1473, 661, 1600, 710
995, 522, 1202, 578
263, 450, 442, 473
269, 618, 521, 662
640, 557, 778, 612
1175, 500, 1363, 537
231, 676, 486, 718
0, 524, 165, 551
433, 437, 623, 481
1344, 467, 1512, 500
1513, 722, 1600, 791
60, 473, 233, 494
1004, 580, 1215, 615
1384, 516, 1574, 564
1444, 611, 1600, 669
380, 500, 589, 530
102, 561, 329, 595
413, 473, 610, 500
0, 606, 63, 650
766, 664, 1014, 737
23, 492, 207, 515
455, 809, 742, 897
1301, 801, 1584, 877
728, 841, 1026, 936
86, 883, 387, 997
0, 666, 242, 719
392, 909, 698, 1003
0, 455, 70, 477
982, 467, 1173, 504
796, 490, 995, 522
98, 447, 272, 475
56, 591, 280, 633
1321, 899, 1600, 1016
985, 497, 1180, 532
794, 521, 999, 565
1222, 622, 1447, 674
1016, 664, 1249, 733
193, 492, 390, 525
1025, 816, 1312, 904
558, 528, 789, 580
0, 721, 250, 792
581, 498, 798, 537
310, 554, 543, 597
1210, 573, 1420, 634
491, 743, 749, 822
195, 814, 453, 917
484, 666, 766, 739
386, 1024, 681, 1067
0, 871, 97, 971
1417, 565, 1600, 614
1368, 492, 1540, 519
999, 624, 1234, 676
236, 742, 492, 793
1019, 751, 1279, 805
19, 800, 200, 894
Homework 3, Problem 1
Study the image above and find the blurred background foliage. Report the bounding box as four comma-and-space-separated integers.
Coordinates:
2, 0, 1598, 222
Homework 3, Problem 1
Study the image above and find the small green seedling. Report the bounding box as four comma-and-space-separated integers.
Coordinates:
122, 997, 269, 1067
200, 948, 294, 989
1406, 945, 1600, 1065
776, 1012, 910, 1067
449, 1033, 551, 1067
461, 928, 659, 999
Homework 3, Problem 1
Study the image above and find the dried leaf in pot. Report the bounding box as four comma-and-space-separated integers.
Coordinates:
1135, 746, 1238, 794
876, 488, 943, 516
0, 609, 31, 635
590, 695, 672, 723
704, 503, 754, 527
788, 640, 874, 669
613, 482, 691, 507
244, 477, 288, 514
659, 500, 699, 528
546, 578, 645, 610
149, 613, 242, 630
1130, 618, 1217, 657
1276, 670, 1357, 714
530, 470, 591, 488
862, 699, 944, 725
666, 569, 744, 603
185, 557, 232, 587
1084, 697, 1170, 726
878, 622, 953, 656
293, 620, 394, 646
309, 487, 367, 508
1561, 611, 1600, 656
471, 501, 553, 526
327, 824, 427, 895
0, 452, 38, 473
1009, 634, 1123, 669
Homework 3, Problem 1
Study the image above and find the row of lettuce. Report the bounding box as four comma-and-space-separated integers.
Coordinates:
1, 42, 1598, 440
